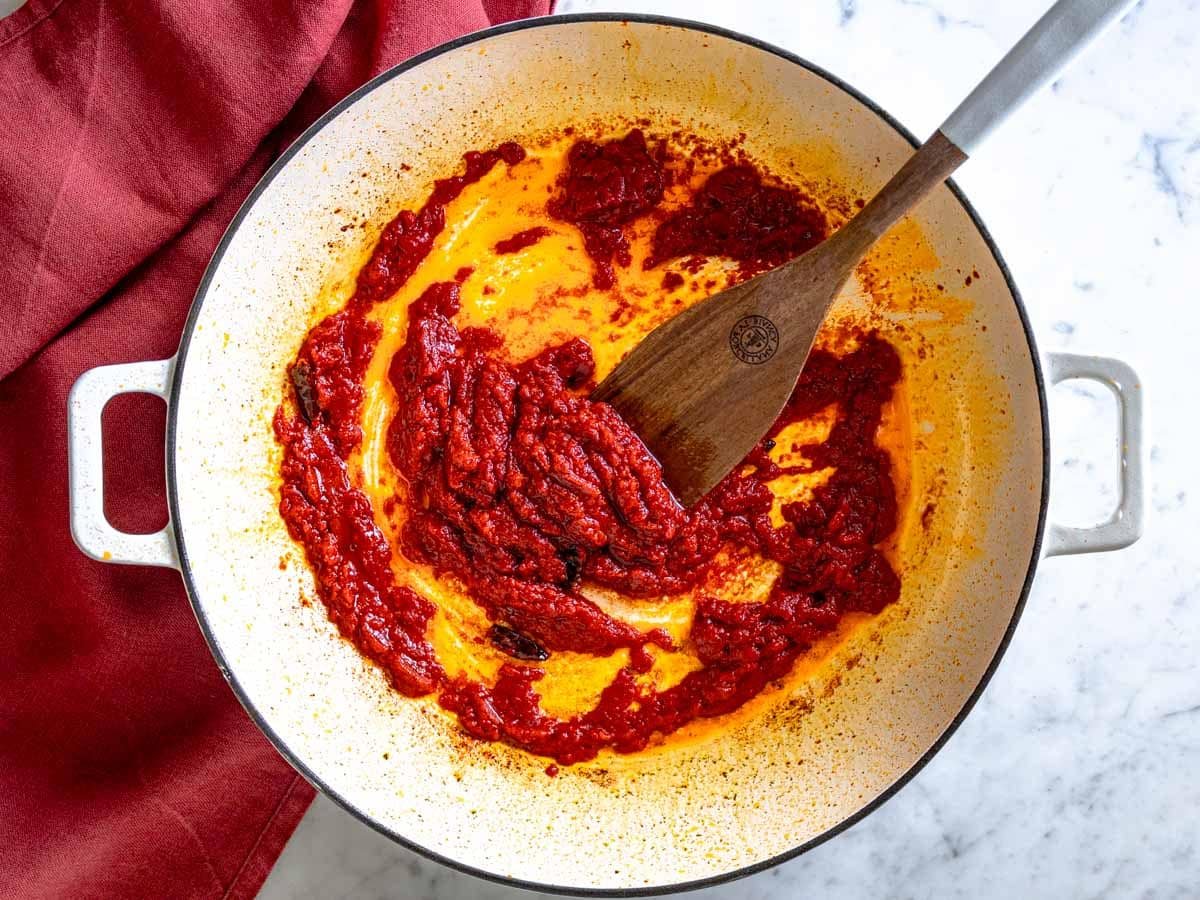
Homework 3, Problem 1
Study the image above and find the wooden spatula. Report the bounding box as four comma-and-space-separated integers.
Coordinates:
593, 0, 1133, 506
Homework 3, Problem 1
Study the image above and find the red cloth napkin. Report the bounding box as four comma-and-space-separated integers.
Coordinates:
0, 1, 551, 897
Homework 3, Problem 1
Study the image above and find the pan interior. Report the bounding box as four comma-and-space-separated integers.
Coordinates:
171, 19, 1043, 892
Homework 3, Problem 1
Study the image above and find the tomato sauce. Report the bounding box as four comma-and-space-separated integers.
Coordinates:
275, 133, 902, 766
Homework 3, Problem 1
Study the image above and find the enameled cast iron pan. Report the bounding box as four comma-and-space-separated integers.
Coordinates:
67, 15, 1145, 895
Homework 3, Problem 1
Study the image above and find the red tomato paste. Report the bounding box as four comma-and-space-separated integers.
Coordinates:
547, 129, 665, 289
274, 133, 902, 765
647, 163, 828, 276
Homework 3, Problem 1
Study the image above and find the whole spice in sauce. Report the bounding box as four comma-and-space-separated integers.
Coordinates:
489, 624, 551, 662
289, 360, 320, 424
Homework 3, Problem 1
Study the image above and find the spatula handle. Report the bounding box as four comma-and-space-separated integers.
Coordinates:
831, 0, 1135, 259
940, 0, 1135, 154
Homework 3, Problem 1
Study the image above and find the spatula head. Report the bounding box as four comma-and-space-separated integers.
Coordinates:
592, 257, 842, 506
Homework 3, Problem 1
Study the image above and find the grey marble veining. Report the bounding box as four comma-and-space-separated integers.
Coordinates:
257, 1, 1199, 897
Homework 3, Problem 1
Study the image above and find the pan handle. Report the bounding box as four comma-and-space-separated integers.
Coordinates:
67, 358, 180, 569
1044, 353, 1146, 557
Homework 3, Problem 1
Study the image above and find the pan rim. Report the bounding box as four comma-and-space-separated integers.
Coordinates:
165, 12, 1051, 896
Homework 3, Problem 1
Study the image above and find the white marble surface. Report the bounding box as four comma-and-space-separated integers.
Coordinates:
259, 1, 1200, 897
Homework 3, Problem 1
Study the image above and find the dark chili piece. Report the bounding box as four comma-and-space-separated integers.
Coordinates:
489, 624, 551, 662
289, 360, 320, 424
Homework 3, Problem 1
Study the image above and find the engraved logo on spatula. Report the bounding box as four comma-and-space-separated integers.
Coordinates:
729, 315, 779, 365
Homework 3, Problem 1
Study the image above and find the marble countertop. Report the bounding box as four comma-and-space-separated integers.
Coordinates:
259, 1, 1199, 897
10, 0, 1168, 895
